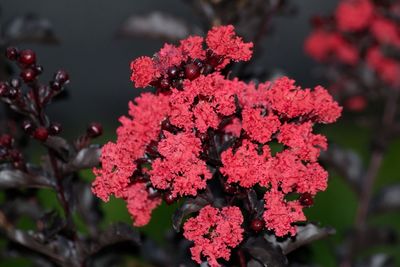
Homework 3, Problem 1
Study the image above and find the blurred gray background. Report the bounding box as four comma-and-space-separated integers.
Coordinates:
1, 0, 337, 134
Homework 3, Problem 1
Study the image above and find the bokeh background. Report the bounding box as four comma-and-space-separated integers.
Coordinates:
1, 0, 399, 266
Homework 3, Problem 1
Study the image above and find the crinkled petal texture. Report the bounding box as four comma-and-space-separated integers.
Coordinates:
183, 205, 244, 267
263, 190, 306, 237
278, 122, 327, 162
206, 25, 253, 62
122, 182, 162, 227
149, 132, 212, 197
221, 140, 270, 188
129, 25, 253, 88
92, 93, 169, 223
130, 56, 159, 88
242, 106, 280, 143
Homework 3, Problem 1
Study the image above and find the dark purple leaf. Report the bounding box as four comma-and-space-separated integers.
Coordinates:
3, 14, 59, 44
72, 181, 102, 233
117, 12, 198, 41
320, 144, 364, 194
44, 136, 74, 162
0, 167, 54, 189
88, 223, 140, 255
3, 227, 80, 267
172, 195, 209, 232
64, 146, 101, 173
243, 236, 288, 267
356, 254, 395, 267
370, 184, 400, 214
266, 224, 335, 255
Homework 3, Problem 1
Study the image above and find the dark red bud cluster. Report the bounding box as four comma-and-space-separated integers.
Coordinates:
151, 50, 223, 93
0, 134, 25, 169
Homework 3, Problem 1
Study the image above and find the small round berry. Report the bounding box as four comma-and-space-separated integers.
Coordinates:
49, 123, 62, 135
207, 54, 223, 67
50, 81, 62, 91
7, 88, 19, 100
33, 127, 49, 142
167, 66, 179, 78
163, 192, 176, 205
87, 122, 103, 138
9, 149, 22, 161
6, 47, 18, 60
54, 70, 69, 84
184, 63, 200, 80
299, 193, 314, 207
250, 219, 265, 233
223, 183, 238, 194
0, 82, 9, 97
0, 134, 14, 148
22, 121, 35, 134
19, 49, 36, 65
20, 68, 37, 83
159, 78, 170, 90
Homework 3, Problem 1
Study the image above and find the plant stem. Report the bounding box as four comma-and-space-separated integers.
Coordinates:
341, 90, 399, 267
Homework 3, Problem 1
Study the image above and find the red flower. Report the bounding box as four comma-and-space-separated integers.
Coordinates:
335, 0, 374, 32
266, 77, 342, 122
370, 17, 400, 48
183, 205, 244, 267
242, 106, 280, 143
263, 189, 306, 237
278, 122, 327, 162
367, 47, 400, 87
304, 31, 358, 65
130, 56, 159, 88
149, 132, 212, 197
221, 140, 270, 188
206, 25, 253, 62
122, 182, 162, 227
129, 25, 253, 88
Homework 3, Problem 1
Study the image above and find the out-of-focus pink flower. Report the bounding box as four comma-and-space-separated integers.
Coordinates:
335, 0, 374, 32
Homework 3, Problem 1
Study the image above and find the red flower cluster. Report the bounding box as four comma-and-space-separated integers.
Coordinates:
130, 25, 253, 88
183, 205, 244, 267
305, 0, 400, 88
93, 25, 341, 265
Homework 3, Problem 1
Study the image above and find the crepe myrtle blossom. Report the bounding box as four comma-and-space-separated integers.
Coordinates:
305, 0, 400, 88
92, 25, 341, 266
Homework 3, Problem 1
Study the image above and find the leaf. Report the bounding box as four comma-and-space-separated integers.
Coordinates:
44, 136, 74, 162
356, 253, 395, 267
64, 146, 101, 173
3, 14, 59, 44
72, 181, 102, 233
265, 223, 335, 255
117, 11, 197, 41
320, 144, 364, 194
172, 196, 209, 232
370, 184, 400, 214
3, 227, 80, 267
243, 236, 288, 267
88, 223, 140, 255
0, 167, 55, 189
